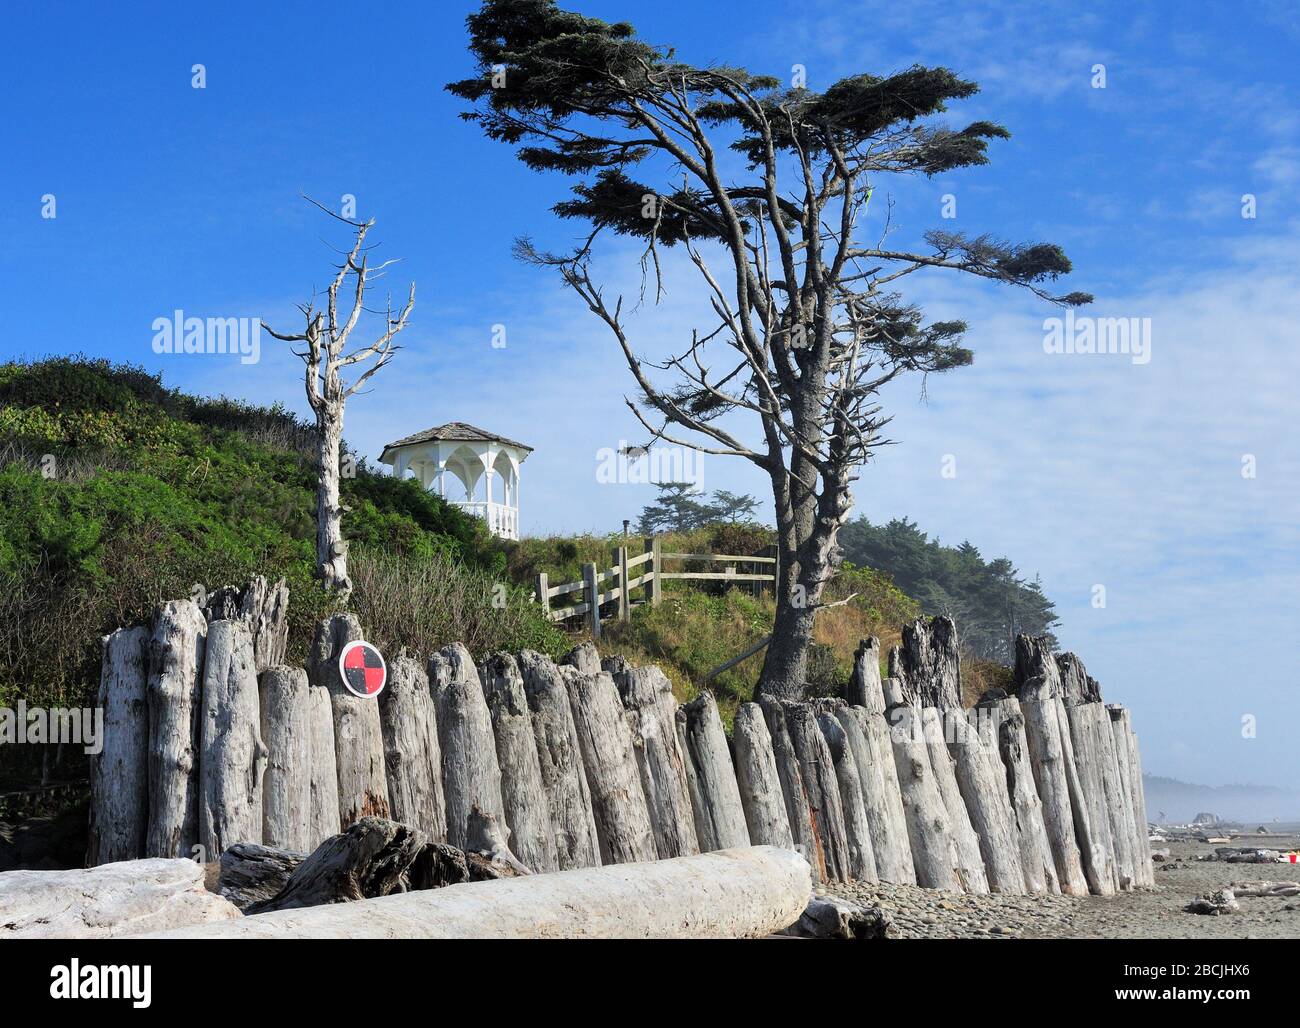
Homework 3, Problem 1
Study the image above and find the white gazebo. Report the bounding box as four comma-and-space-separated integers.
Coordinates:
378, 422, 531, 540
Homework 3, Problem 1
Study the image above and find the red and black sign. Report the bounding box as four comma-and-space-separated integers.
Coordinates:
338, 640, 387, 698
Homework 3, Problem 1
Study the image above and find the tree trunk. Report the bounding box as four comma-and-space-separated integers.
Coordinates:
611, 665, 698, 859
518, 650, 601, 869
378, 652, 446, 842
87, 626, 150, 866
259, 665, 314, 852
680, 692, 751, 852
429, 643, 506, 851
308, 613, 389, 827
481, 652, 558, 873
732, 702, 794, 849
145, 600, 207, 859
758, 696, 824, 880
756, 593, 816, 700
314, 404, 352, 599
306, 685, 342, 848
562, 667, 657, 864
199, 619, 268, 858
815, 707, 878, 882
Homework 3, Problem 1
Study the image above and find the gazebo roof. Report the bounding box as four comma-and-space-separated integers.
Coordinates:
379, 421, 533, 463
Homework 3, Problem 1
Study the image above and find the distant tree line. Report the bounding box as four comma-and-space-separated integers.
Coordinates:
636, 483, 760, 534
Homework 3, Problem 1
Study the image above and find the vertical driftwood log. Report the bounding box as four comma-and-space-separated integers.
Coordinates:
87, 625, 150, 866
815, 707, 878, 882
199, 619, 268, 858
519, 650, 601, 869
481, 652, 558, 873
239, 575, 290, 673
201, 585, 243, 623
840, 706, 915, 884
259, 665, 313, 852
1090, 700, 1136, 890
980, 695, 1058, 894
1013, 636, 1089, 895
563, 641, 602, 675
612, 666, 697, 858
1128, 717, 1153, 886
1056, 653, 1115, 895
430, 643, 506, 852
919, 706, 989, 893
681, 692, 751, 853
948, 707, 1025, 894
308, 613, 389, 828
1110, 705, 1153, 886
758, 696, 824, 880
846, 637, 885, 711
890, 617, 962, 709
781, 702, 850, 881
732, 703, 794, 850
882, 679, 962, 891
378, 653, 446, 842
563, 668, 657, 864
145, 600, 207, 859
306, 686, 341, 848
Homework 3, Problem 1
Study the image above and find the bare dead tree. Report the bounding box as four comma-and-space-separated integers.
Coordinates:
264, 200, 415, 600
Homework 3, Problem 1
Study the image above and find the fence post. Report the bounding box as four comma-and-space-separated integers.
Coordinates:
583, 561, 601, 640
617, 546, 630, 621
647, 536, 662, 607
536, 573, 550, 620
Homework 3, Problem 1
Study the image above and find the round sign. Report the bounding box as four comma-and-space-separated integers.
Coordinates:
338, 640, 387, 698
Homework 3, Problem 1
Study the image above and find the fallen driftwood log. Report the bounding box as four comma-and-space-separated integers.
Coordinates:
145, 600, 207, 859
218, 842, 305, 911
200, 619, 268, 858
88, 625, 150, 866
0, 858, 240, 938
481, 652, 558, 872
732, 703, 794, 850
779, 894, 892, 939
681, 692, 751, 853
379, 653, 446, 842
141, 846, 813, 939
758, 697, 824, 880
518, 650, 601, 870
309, 614, 389, 827
613, 665, 698, 859
259, 666, 314, 852
1186, 887, 1240, 915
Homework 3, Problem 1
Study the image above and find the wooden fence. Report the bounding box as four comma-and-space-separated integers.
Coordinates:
534, 536, 779, 638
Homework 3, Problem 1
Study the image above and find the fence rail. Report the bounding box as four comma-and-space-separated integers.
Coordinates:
536, 536, 778, 638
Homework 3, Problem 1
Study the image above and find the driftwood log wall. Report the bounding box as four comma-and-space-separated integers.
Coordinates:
89, 585, 1153, 903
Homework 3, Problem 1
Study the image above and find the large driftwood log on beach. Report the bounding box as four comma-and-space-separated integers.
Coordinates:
238, 575, 290, 673
88, 626, 151, 866
259, 665, 314, 852
481, 652, 558, 872
309, 614, 389, 827
218, 842, 305, 910
518, 650, 601, 869
815, 707, 878, 881
563, 667, 657, 864
782, 701, 850, 881
1057, 653, 1117, 895
379, 653, 446, 842
142, 846, 814, 940
306, 685, 342, 848
199, 619, 268, 858
563, 641, 602, 674
145, 600, 207, 859
732, 703, 794, 849
1110, 705, 1153, 886
612, 665, 698, 859
918, 705, 989, 893
890, 617, 963, 709
758, 696, 824, 879
947, 707, 1025, 894
430, 643, 506, 851
681, 692, 751, 852
1089, 699, 1137, 889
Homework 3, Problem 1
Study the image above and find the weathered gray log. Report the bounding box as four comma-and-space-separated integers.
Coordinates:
979, 694, 1059, 894
1013, 636, 1089, 895
562, 668, 657, 864
815, 708, 878, 882
846, 637, 885, 712
947, 707, 1025, 894
87, 626, 151, 866
201, 585, 243, 623
145, 600, 207, 859
199, 619, 268, 858
143, 846, 814, 939
306, 685, 342, 848
919, 705, 989, 893
259, 665, 314, 852
681, 692, 751, 852
676, 710, 709, 852
563, 641, 602, 674
882, 680, 962, 891
758, 696, 824, 880
238, 575, 289, 673
600, 654, 631, 677
248, 816, 426, 913
779, 894, 892, 939
1089, 699, 1137, 889
378, 652, 446, 841
308, 613, 389, 827
218, 842, 305, 911
781, 701, 850, 881
890, 617, 962, 709
732, 703, 794, 850
480, 652, 558, 873
518, 650, 601, 869
612, 665, 697, 858
841, 705, 915, 885
1128, 716, 1153, 886
0, 858, 240, 938
1110, 705, 1153, 886
430, 643, 506, 851
1056, 656, 1116, 895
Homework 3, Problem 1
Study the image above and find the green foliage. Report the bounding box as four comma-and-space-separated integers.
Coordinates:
635, 482, 761, 535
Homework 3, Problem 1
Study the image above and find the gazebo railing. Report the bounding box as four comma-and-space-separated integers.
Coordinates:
453, 500, 518, 540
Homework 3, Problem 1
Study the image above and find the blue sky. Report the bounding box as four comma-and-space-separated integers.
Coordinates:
3, 0, 1297, 791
